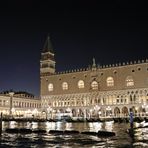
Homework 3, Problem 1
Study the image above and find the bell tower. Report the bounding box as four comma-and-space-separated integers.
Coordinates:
40, 36, 56, 77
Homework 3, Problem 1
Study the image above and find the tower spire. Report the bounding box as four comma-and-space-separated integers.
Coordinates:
42, 35, 53, 53
92, 57, 97, 71
40, 35, 56, 76
92, 57, 96, 67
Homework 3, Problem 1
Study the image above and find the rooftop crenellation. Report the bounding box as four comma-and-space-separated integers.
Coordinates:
52, 59, 148, 76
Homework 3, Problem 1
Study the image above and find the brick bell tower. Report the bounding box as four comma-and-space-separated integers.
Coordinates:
40, 35, 56, 77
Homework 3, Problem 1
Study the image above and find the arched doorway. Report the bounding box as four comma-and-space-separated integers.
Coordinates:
122, 106, 128, 117
130, 106, 136, 116
106, 106, 112, 117
78, 109, 84, 117
100, 108, 105, 117
85, 109, 90, 118
114, 107, 120, 117
139, 106, 146, 116
59, 109, 64, 114
72, 109, 76, 117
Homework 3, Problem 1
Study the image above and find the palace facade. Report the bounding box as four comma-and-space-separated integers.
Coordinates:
40, 36, 148, 119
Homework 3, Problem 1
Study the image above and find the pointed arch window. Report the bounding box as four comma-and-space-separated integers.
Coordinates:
106, 77, 114, 87
48, 83, 53, 91
91, 81, 98, 90
62, 82, 68, 90
78, 80, 84, 88
126, 76, 134, 86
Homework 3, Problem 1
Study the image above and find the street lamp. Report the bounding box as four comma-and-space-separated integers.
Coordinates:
142, 105, 146, 116
135, 107, 138, 117
9, 91, 14, 117
47, 107, 53, 119
98, 111, 101, 117
94, 105, 100, 118
32, 108, 38, 118
66, 107, 72, 119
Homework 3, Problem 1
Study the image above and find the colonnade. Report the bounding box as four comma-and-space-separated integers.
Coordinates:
42, 88, 148, 119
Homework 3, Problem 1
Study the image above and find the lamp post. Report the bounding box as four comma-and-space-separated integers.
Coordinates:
47, 107, 53, 119
94, 105, 100, 119
90, 109, 92, 119
9, 92, 14, 117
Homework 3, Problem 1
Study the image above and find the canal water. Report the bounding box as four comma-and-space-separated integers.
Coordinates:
0, 121, 148, 147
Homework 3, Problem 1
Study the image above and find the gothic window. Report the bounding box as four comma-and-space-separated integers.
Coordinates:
133, 95, 136, 102
62, 82, 68, 90
126, 76, 134, 86
91, 81, 98, 90
78, 80, 84, 88
48, 83, 53, 91
130, 95, 132, 102
106, 77, 114, 87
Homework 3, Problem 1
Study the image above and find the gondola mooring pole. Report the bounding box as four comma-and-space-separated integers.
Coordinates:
0, 112, 3, 134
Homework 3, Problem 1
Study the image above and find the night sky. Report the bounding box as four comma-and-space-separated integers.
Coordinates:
0, 1, 148, 96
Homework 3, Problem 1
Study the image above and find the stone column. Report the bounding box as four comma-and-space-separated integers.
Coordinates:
9, 92, 14, 116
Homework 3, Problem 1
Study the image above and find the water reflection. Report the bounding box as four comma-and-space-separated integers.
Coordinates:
88, 122, 102, 132
133, 126, 148, 147
65, 122, 72, 130
2, 121, 148, 147
9, 121, 17, 128
105, 121, 114, 132
31, 122, 38, 129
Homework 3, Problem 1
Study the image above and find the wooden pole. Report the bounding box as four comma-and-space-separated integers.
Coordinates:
0, 112, 3, 134
130, 112, 133, 129
129, 112, 134, 138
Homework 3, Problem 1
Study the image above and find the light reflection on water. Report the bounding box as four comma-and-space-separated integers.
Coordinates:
88, 122, 102, 132
9, 121, 18, 128
1, 121, 148, 147
105, 121, 114, 132
31, 122, 38, 129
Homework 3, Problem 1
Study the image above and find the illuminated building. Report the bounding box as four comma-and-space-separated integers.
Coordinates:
0, 91, 41, 118
40, 36, 148, 119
